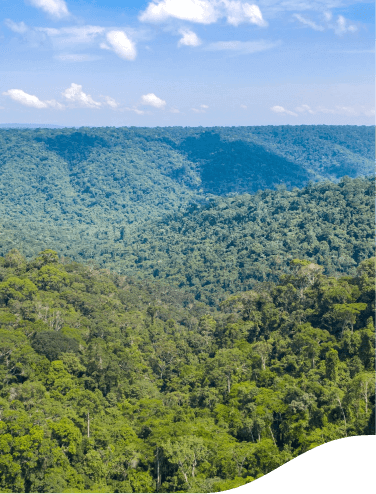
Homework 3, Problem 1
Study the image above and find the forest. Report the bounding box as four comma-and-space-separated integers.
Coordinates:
0, 126, 374, 267
0, 249, 374, 493
0, 125, 374, 493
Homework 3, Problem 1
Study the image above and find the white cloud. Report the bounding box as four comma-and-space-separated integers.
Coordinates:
62, 83, 102, 108
141, 93, 166, 108
139, 0, 267, 26
178, 29, 202, 47
5, 19, 28, 34
3, 88, 63, 109
240, 104, 247, 109
334, 15, 357, 35
295, 104, 315, 114
224, 1, 267, 27
293, 13, 324, 31
101, 31, 137, 61
140, 0, 218, 24
206, 39, 280, 54
124, 107, 146, 115
293, 11, 357, 35
170, 107, 181, 113
104, 96, 119, 109
271, 105, 298, 116
55, 53, 102, 62
26, 0, 70, 19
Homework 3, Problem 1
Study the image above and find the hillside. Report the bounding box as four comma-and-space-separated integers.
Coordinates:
49, 176, 373, 306
0, 249, 374, 492
1, 177, 372, 306
0, 126, 373, 273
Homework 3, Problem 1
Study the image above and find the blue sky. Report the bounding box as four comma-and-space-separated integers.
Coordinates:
0, 0, 374, 126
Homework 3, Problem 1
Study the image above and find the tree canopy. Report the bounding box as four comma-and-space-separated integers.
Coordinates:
0, 250, 374, 492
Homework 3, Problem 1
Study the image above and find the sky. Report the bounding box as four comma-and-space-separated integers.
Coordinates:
0, 0, 374, 126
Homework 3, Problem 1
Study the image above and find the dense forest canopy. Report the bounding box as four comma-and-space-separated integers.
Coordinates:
0, 250, 374, 493
0, 126, 374, 305
0, 125, 374, 493
0, 126, 373, 255
1, 176, 372, 306
107, 176, 374, 305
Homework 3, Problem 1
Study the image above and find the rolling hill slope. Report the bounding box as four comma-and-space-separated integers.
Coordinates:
0, 126, 373, 279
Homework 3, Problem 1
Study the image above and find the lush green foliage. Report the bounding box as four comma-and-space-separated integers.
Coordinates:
0, 250, 374, 493
0, 126, 373, 264
0, 126, 374, 493
100, 176, 373, 305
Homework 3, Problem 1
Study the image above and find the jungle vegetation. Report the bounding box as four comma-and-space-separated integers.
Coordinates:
0, 125, 373, 266
0, 250, 374, 493
0, 126, 374, 493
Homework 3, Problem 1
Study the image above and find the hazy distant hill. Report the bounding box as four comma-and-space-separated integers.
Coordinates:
0, 126, 373, 274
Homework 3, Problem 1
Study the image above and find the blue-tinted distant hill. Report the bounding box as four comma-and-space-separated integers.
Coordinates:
0, 125, 373, 267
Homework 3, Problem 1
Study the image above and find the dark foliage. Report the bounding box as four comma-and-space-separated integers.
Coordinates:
32, 331, 80, 361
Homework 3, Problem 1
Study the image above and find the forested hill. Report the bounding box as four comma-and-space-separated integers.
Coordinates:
0, 249, 374, 492
0, 175, 373, 306
0, 126, 373, 231
87, 177, 373, 306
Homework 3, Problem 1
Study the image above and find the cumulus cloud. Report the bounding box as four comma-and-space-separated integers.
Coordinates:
104, 96, 119, 109
62, 83, 102, 108
206, 39, 280, 54
5, 19, 28, 34
139, 0, 267, 27
140, 0, 218, 24
293, 11, 357, 35
100, 31, 137, 61
3, 88, 63, 109
141, 93, 166, 108
178, 29, 202, 47
271, 105, 298, 116
27, 0, 70, 19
